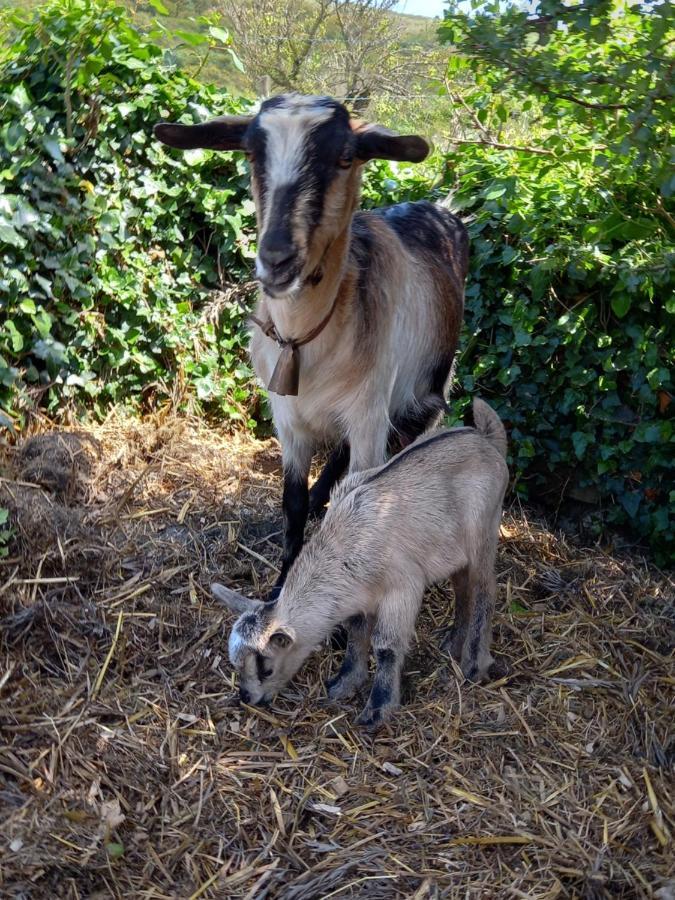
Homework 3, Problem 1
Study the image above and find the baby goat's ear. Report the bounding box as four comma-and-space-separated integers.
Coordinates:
352, 122, 429, 163
268, 626, 296, 651
154, 115, 252, 151
212, 583, 262, 614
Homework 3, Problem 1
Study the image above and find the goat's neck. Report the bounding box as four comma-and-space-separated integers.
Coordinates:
262, 223, 351, 342
278, 541, 364, 645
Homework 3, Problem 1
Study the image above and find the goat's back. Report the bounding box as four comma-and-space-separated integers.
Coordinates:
347, 201, 468, 406
374, 200, 469, 283
324, 414, 508, 581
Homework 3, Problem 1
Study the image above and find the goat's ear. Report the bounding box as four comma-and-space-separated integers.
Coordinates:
268, 626, 296, 651
212, 583, 262, 614
353, 124, 429, 164
153, 115, 252, 151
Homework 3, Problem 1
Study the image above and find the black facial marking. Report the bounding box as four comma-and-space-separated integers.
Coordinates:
256, 651, 273, 682
265, 183, 302, 238
247, 97, 353, 234
301, 110, 353, 229
238, 611, 260, 640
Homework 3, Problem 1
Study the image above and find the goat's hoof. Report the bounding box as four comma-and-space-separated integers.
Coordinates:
460, 655, 505, 684
356, 706, 390, 731
325, 672, 364, 701
486, 657, 510, 681
325, 677, 349, 700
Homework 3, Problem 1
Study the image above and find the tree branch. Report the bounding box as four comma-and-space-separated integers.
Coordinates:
471, 43, 631, 111
448, 137, 554, 155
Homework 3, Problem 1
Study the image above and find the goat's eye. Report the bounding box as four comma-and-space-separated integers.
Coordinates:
337, 155, 353, 170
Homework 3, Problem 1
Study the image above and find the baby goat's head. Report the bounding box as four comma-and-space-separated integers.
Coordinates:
212, 583, 307, 706
154, 93, 429, 298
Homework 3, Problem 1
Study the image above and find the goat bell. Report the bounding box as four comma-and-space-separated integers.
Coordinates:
267, 343, 300, 396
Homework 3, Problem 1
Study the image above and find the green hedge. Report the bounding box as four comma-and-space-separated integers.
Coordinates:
1, 0, 256, 426
439, 147, 673, 563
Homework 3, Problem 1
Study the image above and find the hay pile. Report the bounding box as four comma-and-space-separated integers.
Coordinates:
1, 413, 673, 899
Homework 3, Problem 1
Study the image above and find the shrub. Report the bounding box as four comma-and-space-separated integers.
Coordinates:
0, 0, 257, 427
435, 0, 674, 563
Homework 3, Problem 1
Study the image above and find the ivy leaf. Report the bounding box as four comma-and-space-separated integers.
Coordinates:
610, 294, 631, 318
42, 135, 64, 163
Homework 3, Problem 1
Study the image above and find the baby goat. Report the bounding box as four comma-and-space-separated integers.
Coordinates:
213, 398, 508, 730
154, 94, 468, 596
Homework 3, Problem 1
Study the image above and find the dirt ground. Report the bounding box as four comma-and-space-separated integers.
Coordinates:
1, 412, 673, 899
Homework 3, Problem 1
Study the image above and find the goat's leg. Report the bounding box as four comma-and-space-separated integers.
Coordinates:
440, 565, 472, 662
268, 444, 313, 601
388, 393, 449, 454
356, 586, 421, 729
442, 537, 499, 681
308, 442, 350, 519
458, 567, 497, 682
326, 613, 373, 700
347, 404, 389, 473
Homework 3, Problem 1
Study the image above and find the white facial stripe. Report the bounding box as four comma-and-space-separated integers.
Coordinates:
228, 629, 245, 663
259, 98, 334, 194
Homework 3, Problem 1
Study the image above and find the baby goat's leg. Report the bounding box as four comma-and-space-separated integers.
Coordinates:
326, 614, 372, 700
357, 587, 420, 729
459, 566, 497, 682
441, 566, 472, 662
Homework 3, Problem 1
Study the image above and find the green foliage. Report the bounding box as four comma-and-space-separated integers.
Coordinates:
0, 0, 257, 427
439, 0, 674, 195
435, 0, 674, 563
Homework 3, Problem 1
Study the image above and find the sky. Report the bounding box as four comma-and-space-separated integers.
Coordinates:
394, 0, 446, 17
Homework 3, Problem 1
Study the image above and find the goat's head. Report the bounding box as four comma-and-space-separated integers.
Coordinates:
154, 94, 429, 298
212, 583, 307, 705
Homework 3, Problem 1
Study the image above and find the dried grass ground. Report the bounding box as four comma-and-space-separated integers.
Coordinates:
0, 412, 673, 899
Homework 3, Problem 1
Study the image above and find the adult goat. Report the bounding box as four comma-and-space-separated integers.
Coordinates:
154, 94, 469, 596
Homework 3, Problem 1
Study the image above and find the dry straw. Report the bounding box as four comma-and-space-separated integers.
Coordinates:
1, 412, 673, 898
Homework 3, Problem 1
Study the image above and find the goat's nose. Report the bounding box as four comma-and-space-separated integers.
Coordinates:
239, 687, 251, 705
258, 231, 295, 272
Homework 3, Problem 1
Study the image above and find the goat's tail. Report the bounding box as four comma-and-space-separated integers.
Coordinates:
472, 398, 507, 459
